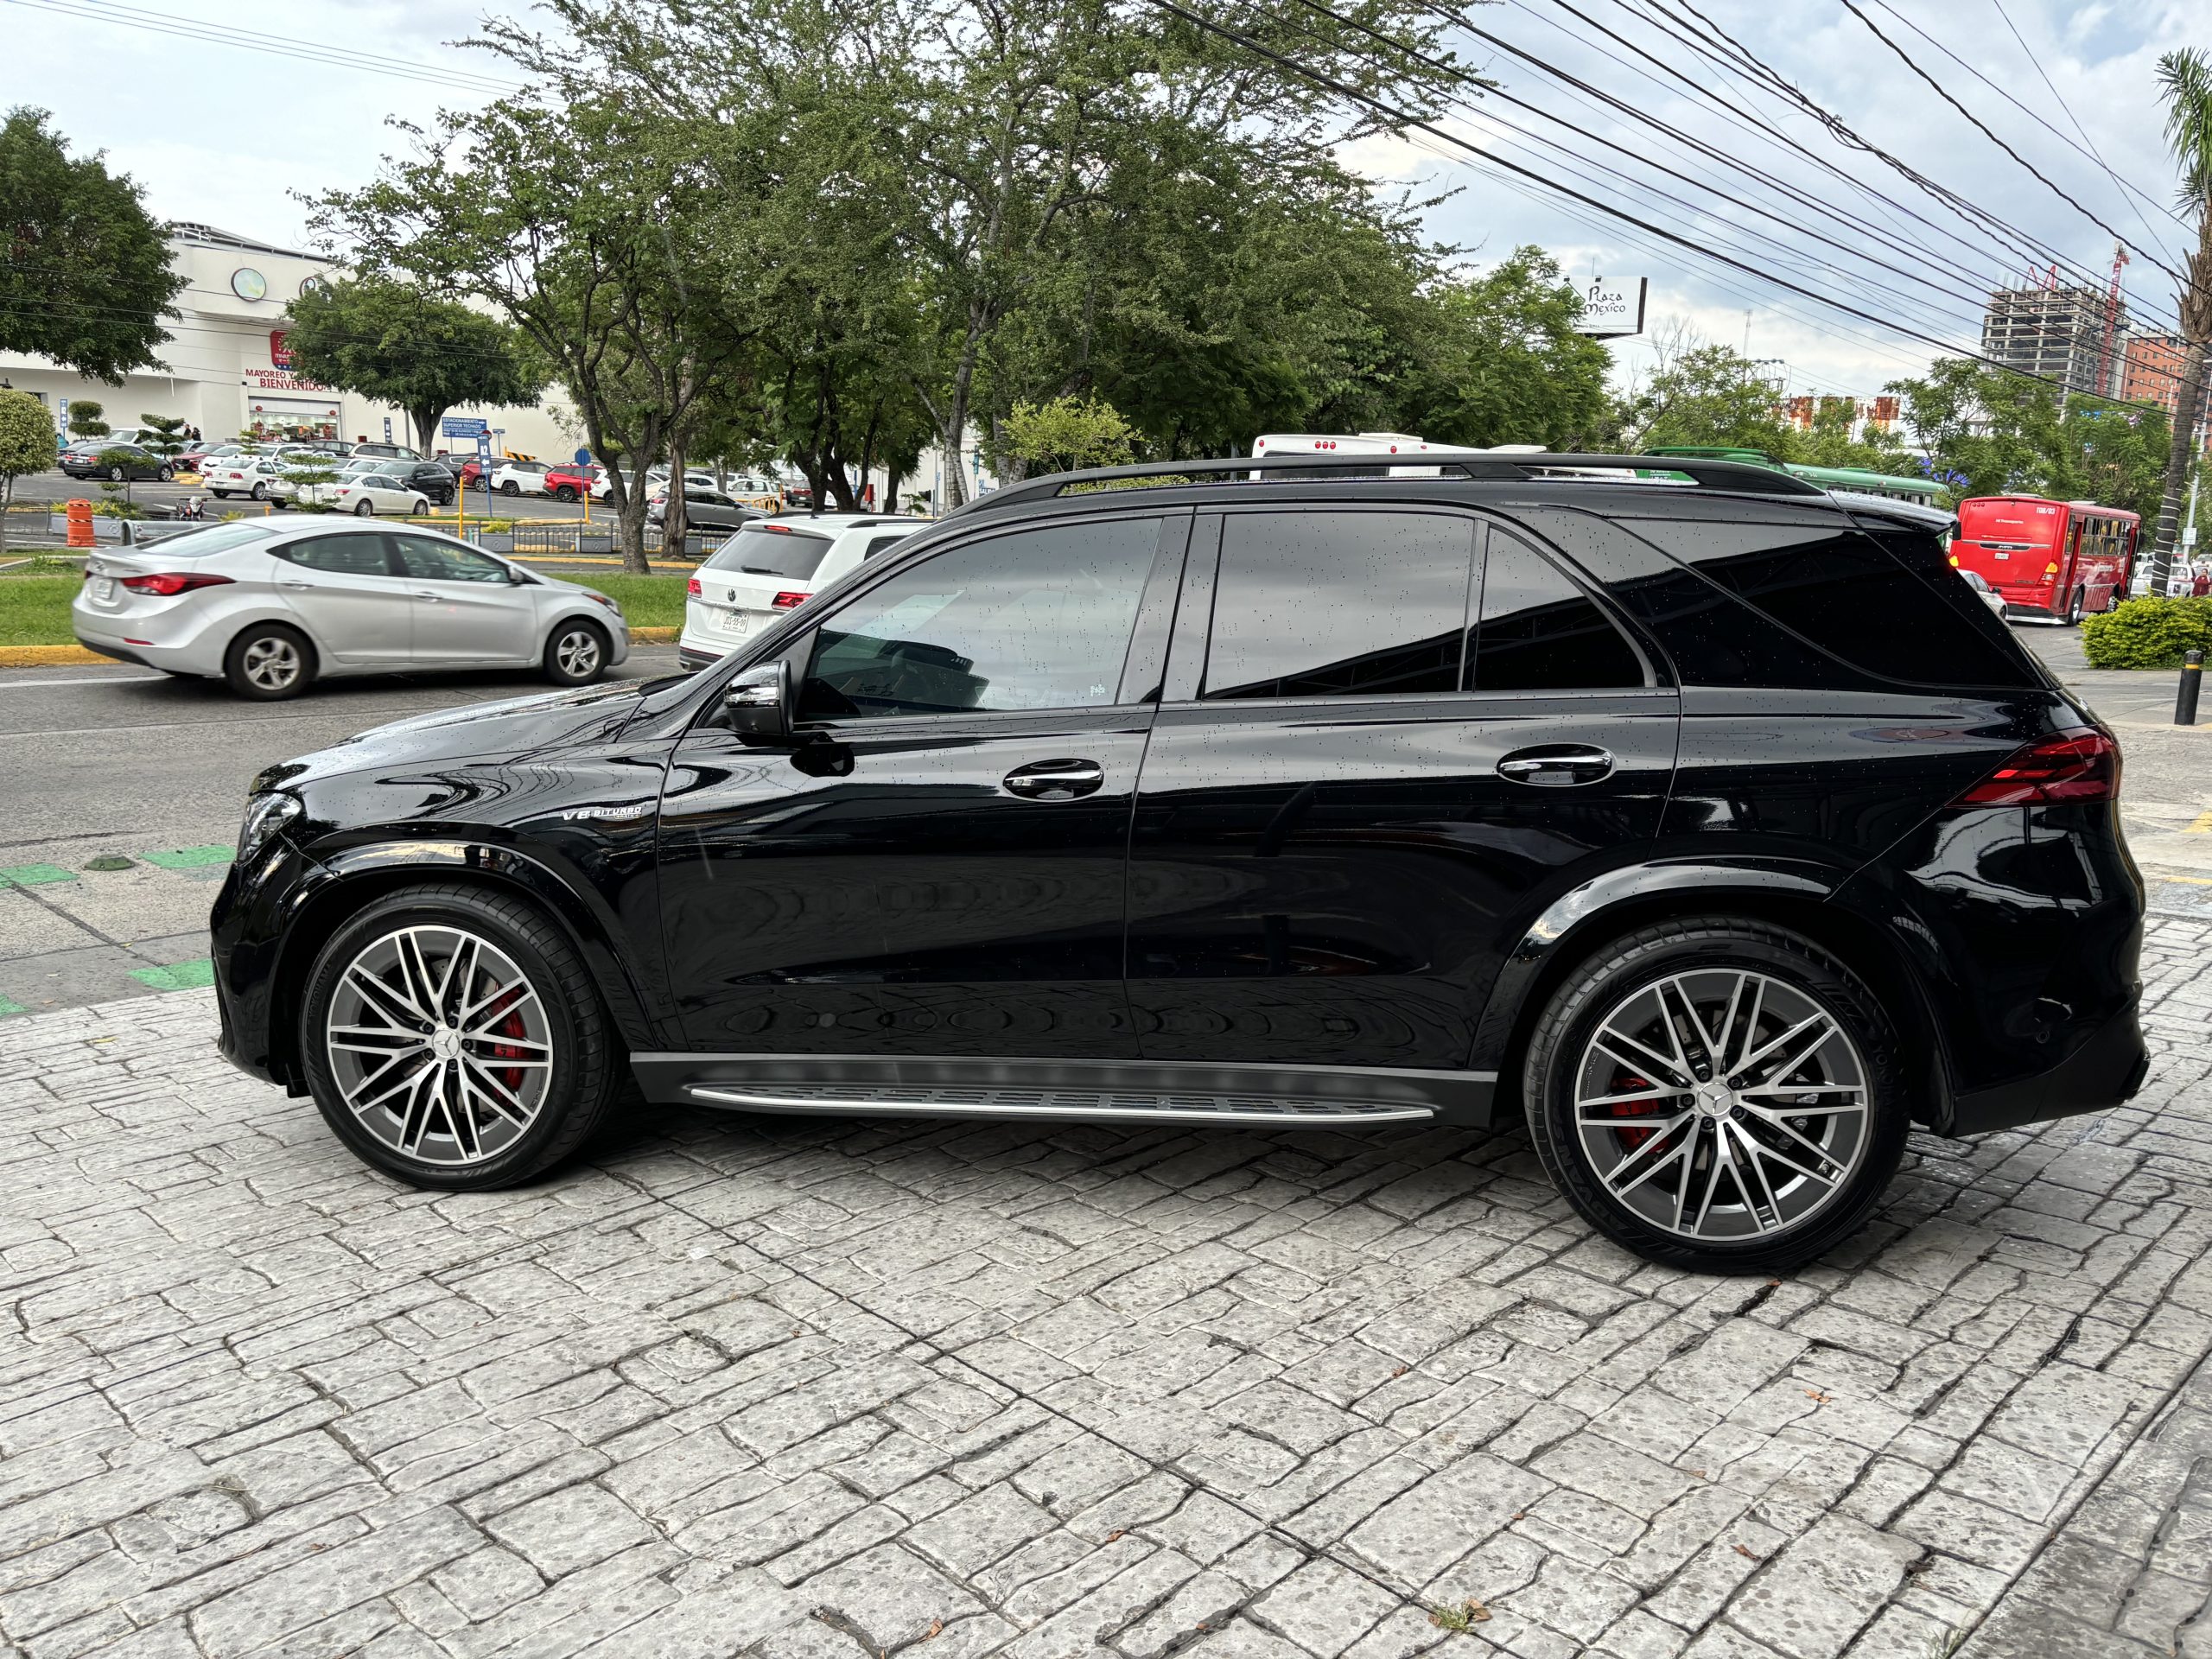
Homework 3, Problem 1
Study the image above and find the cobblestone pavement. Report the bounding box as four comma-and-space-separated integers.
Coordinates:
2, 917, 2208, 1659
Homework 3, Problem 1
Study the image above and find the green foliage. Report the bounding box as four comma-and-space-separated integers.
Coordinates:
284, 276, 543, 454
1887, 357, 2171, 514
0, 109, 183, 381
279, 449, 341, 512
67, 400, 107, 440
1629, 340, 1796, 456
0, 390, 55, 555
137, 413, 188, 461
1000, 395, 1136, 474
86, 494, 144, 518
1395, 249, 1614, 450
571, 573, 687, 628
2081, 594, 2212, 669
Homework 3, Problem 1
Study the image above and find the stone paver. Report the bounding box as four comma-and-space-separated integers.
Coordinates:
0, 912, 2209, 1658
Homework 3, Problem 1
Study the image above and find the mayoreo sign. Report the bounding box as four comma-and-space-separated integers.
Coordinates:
1576, 276, 1648, 339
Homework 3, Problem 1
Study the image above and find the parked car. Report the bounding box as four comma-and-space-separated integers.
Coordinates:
1957, 568, 2010, 624
73, 518, 626, 699
677, 515, 925, 671
543, 462, 607, 503
180, 442, 256, 474
202, 455, 289, 500
326, 471, 435, 518
490, 460, 555, 497
59, 443, 175, 483
207, 452, 2145, 1274
647, 486, 764, 533
352, 442, 424, 463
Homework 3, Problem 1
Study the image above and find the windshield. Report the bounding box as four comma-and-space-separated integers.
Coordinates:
703, 524, 836, 580
137, 521, 283, 557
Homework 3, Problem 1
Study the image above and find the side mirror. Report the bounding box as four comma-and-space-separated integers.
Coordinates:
724, 659, 792, 743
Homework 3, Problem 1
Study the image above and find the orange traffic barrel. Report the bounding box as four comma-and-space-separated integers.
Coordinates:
66, 499, 94, 549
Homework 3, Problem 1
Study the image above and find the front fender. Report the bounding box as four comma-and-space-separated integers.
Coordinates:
1465, 858, 1846, 1073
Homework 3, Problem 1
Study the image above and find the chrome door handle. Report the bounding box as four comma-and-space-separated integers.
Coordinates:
1497, 746, 1615, 786
1002, 759, 1104, 800
278, 579, 312, 590
412, 590, 441, 602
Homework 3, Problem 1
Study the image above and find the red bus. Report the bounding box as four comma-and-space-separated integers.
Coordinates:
1952, 496, 2139, 624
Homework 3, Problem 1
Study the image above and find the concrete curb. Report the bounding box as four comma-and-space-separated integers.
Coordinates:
0, 627, 682, 669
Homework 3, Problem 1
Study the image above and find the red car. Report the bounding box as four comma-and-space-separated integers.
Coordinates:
542, 462, 607, 503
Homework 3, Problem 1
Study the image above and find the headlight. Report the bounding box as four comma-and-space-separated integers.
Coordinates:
237, 792, 302, 862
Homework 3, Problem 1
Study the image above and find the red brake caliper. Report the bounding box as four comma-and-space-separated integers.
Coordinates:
1611, 1074, 1661, 1151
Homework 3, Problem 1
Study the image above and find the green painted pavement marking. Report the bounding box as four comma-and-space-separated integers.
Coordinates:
0, 994, 27, 1016
141, 846, 233, 870
0, 862, 76, 887
130, 959, 216, 992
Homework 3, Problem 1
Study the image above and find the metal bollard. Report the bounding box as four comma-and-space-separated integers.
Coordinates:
2179, 649, 2204, 727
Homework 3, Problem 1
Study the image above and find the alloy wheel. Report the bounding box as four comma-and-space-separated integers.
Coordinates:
323, 925, 554, 1166
1572, 969, 1870, 1243
239, 636, 302, 693
555, 627, 602, 678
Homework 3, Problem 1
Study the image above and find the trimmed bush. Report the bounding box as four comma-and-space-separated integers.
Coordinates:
2080, 594, 2212, 670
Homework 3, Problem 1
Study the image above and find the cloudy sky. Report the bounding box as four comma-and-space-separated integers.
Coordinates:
6, 0, 2202, 404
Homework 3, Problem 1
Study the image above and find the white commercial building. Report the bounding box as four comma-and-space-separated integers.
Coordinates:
0, 224, 580, 459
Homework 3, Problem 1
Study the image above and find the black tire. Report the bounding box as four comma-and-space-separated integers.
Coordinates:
543, 618, 610, 686
107, 466, 124, 482
212, 490, 231, 500
2066, 588, 2085, 626
1521, 918, 1909, 1274
157, 467, 174, 482
499, 480, 520, 496
250, 482, 267, 501
410, 499, 429, 517
553, 485, 578, 503
223, 621, 316, 700
298, 883, 624, 1190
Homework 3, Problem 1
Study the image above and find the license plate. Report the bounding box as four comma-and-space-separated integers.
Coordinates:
1992, 552, 2010, 561
715, 610, 751, 635
90, 577, 114, 602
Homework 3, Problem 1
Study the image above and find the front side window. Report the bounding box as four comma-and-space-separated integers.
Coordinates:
1203, 510, 1472, 700
800, 517, 1162, 719
390, 536, 512, 584
280, 535, 392, 577
1468, 533, 1646, 691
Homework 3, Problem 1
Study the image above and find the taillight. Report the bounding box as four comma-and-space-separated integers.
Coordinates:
119, 572, 234, 596
772, 591, 807, 609
686, 576, 702, 596
1952, 730, 2119, 806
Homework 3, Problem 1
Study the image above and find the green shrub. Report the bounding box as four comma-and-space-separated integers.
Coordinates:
2080, 595, 2212, 670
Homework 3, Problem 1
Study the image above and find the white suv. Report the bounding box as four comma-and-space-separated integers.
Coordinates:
678, 514, 926, 671
490, 460, 555, 497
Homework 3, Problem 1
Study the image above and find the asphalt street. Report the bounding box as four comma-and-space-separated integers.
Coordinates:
0, 628, 2205, 1019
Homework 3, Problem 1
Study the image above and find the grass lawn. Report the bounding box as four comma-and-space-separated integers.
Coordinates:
0, 575, 83, 646
0, 568, 690, 646
567, 573, 689, 629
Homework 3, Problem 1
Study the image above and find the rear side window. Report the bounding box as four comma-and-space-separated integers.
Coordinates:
706, 524, 836, 580
1469, 533, 1644, 691
1630, 517, 2036, 689
1204, 510, 1473, 700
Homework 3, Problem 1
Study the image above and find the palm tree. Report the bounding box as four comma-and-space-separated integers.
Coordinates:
2149, 49, 2212, 592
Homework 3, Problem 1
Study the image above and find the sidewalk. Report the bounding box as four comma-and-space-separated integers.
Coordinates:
0, 913, 2207, 1659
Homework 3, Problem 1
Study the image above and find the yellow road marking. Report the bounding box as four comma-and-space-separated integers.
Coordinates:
2188, 810, 2212, 835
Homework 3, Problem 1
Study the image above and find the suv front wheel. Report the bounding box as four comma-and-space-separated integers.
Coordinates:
299, 884, 623, 1189
1522, 920, 1908, 1274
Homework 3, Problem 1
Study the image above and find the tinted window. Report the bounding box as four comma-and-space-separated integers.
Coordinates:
391, 537, 512, 584
281, 535, 391, 577
862, 532, 914, 561
705, 524, 836, 580
1204, 511, 1471, 700
1632, 517, 2036, 689
801, 517, 1161, 719
1470, 534, 1644, 690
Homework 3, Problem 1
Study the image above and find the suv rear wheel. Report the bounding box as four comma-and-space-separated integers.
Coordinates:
298, 884, 622, 1189
1522, 919, 1908, 1274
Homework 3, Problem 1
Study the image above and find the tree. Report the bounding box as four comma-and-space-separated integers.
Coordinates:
1394, 248, 1613, 451
2147, 49, 2212, 589
1001, 393, 1136, 474
0, 109, 183, 381
1624, 333, 1796, 455
283, 276, 544, 455
0, 389, 54, 556
139, 412, 188, 465
67, 399, 107, 442
279, 448, 341, 512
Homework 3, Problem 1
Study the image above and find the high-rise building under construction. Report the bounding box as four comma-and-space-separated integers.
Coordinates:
1979, 282, 2124, 396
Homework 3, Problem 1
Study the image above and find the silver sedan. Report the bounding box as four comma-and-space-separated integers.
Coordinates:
72, 519, 629, 699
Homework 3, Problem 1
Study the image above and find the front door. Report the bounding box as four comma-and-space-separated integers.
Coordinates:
1127, 511, 1679, 1071
654, 510, 1185, 1058
386, 534, 537, 664
272, 531, 416, 664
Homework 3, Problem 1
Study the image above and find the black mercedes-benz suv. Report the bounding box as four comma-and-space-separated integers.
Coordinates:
211, 454, 2147, 1272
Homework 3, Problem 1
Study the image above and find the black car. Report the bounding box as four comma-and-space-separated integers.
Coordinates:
382, 460, 459, 505
211, 454, 2146, 1272
59, 443, 175, 483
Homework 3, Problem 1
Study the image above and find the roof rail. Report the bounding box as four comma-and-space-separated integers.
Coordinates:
954, 453, 1831, 516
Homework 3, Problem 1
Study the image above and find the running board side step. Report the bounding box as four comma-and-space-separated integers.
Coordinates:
683, 1082, 1435, 1127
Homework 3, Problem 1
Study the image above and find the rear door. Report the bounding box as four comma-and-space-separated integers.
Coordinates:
387, 533, 537, 664
271, 531, 416, 664
654, 509, 1183, 1058
1125, 508, 1678, 1071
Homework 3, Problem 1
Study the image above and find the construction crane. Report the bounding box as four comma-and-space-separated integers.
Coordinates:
2095, 241, 2130, 397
